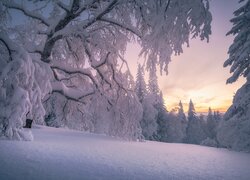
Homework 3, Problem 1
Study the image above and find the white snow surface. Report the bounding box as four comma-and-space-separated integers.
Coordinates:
0, 125, 250, 180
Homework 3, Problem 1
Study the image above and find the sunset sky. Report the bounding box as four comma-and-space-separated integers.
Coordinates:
125, 0, 245, 113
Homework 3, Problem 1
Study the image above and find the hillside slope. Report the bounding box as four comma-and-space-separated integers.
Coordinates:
0, 126, 250, 180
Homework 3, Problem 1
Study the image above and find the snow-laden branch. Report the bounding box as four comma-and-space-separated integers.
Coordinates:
51, 0, 99, 35
90, 51, 110, 69
99, 17, 142, 38
52, 81, 95, 102
3, 1, 50, 26
82, 0, 119, 29
0, 31, 19, 61
41, 0, 100, 62
83, 44, 112, 87
0, 37, 13, 61
50, 64, 98, 89
118, 54, 132, 76
57, 1, 70, 13
110, 63, 128, 93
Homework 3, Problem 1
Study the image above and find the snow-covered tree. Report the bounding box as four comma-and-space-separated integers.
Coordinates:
165, 101, 187, 143
0, 0, 212, 140
217, 0, 250, 152
107, 70, 143, 140
147, 62, 169, 141
217, 79, 250, 151
206, 107, 217, 139
45, 68, 143, 140
135, 63, 160, 141
213, 111, 222, 122
135, 64, 147, 103
109, 91, 143, 140
177, 101, 187, 142
155, 91, 168, 141
141, 95, 158, 140
207, 107, 213, 122
186, 100, 206, 144
223, 0, 250, 84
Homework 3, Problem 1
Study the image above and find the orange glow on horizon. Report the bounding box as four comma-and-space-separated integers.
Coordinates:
164, 99, 231, 114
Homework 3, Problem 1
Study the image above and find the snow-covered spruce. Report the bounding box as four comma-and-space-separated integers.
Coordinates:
217, 75, 250, 152
186, 100, 206, 144
218, 0, 250, 152
135, 62, 169, 141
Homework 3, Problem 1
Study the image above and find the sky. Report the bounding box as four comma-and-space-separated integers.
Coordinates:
125, 0, 245, 113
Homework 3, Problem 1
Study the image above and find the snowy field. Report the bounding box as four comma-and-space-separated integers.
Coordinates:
0, 126, 250, 180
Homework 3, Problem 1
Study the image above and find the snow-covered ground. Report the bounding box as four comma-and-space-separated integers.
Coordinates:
0, 126, 250, 180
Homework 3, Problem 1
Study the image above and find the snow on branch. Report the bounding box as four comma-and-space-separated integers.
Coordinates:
50, 64, 98, 89
51, 81, 95, 102
52, 0, 99, 35
90, 51, 110, 69
99, 17, 142, 38
82, 0, 119, 29
56, 1, 70, 13
0, 31, 19, 61
0, 37, 13, 61
3, 1, 50, 26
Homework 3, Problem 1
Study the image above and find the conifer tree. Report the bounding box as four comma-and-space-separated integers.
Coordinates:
206, 107, 217, 139
134, 64, 157, 140
156, 91, 168, 141
177, 101, 187, 142
186, 100, 206, 144
178, 101, 187, 122
139, 61, 160, 140
140, 98, 158, 140
223, 0, 250, 83
166, 101, 187, 143
135, 64, 147, 103
218, 0, 250, 151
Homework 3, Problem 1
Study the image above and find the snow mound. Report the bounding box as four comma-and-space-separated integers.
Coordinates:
0, 125, 250, 180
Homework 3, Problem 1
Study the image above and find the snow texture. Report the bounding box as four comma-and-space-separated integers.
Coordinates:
0, 125, 250, 180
